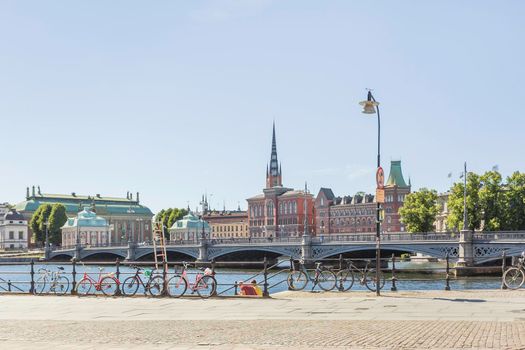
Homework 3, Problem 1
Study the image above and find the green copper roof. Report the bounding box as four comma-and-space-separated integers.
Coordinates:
170, 213, 210, 230
15, 194, 153, 216
62, 208, 108, 228
385, 160, 408, 188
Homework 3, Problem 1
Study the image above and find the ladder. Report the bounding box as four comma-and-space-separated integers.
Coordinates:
152, 221, 168, 271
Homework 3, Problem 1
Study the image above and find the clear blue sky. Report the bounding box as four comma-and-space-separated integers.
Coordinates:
1, 1, 524, 213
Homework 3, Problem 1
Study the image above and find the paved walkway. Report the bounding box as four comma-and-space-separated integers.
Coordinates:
0, 290, 524, 349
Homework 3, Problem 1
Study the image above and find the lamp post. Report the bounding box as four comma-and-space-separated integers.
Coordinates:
359, 90, 382, 296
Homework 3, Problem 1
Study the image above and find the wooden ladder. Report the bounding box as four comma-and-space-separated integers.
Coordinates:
152, 221, 168, 271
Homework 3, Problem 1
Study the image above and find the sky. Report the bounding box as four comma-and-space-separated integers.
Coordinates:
1, 1, 524, 213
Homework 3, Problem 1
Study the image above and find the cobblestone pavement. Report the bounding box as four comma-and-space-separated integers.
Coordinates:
0, 291, 525, 349
1, 320, 525, 349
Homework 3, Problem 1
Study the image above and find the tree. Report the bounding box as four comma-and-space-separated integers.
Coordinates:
399, 188, 439, 233
479, 171, 505, 231
447, 172, 482, 231
48, 204, 68, 245
29, 204, 52, 244
168, 208, 188, 229
502, 172, 525, 230
155, 207, 189, 240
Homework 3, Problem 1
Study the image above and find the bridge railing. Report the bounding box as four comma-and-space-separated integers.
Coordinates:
473, 231, 525, 241
314, 232, 458, 243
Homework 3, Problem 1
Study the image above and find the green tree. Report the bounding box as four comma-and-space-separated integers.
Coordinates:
168, 208, 188, 229
502, 172, 525, 230
29, 204, 52, 244
447, 172, 482, 231
399, 188, 439, 233
48, 204, 68, 245
479, 171, 505, 231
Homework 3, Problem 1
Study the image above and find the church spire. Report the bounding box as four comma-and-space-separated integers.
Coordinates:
266, 122, 283, 188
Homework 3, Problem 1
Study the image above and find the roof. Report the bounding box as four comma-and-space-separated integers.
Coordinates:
4, 209, 25, 221
15, 195, 153, 216
280, 190, 312, 197
386, 160, 408, 188
318, 188, 335, 200
62, 208, 108, 228
246, 194, 265, 200
170, 213, 210, 230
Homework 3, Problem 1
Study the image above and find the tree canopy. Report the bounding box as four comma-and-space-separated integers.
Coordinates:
399, 188, 439, 233
155, 207, 189, 239
29, 203, 68, 245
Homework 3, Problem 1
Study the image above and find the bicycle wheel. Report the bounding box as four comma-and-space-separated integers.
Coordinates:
147, 275, 165, 297
76, 278, 93, 295
318, 270, 337, 291
166, 275, 187, 298
365, 269, 385, 292
34, 276, 46, 295
196, 275, 216, 298
122, 276, 140, 296
503, 267, 525, 290
54, 276, 69, 295
287, 271, 308, 291
336, 269, 355, 291
100, 276, 119, 296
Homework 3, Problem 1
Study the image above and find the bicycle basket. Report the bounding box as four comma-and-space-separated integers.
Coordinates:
144, 269, 152, 277
204, 267, 213, 276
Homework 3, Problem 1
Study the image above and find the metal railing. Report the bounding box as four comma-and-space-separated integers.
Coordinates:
0, 252, 518, 297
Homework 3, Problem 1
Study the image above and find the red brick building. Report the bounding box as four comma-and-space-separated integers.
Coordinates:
247, 124, 315, 238
314, 160, 411, 234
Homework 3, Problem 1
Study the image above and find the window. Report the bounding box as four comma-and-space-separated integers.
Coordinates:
18, 231, 24, 240
320, 198, 324, 206
9, 231, 14, 240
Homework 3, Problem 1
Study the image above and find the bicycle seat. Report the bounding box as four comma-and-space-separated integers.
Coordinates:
315, 262, 322, 267
58, 266, 65, 271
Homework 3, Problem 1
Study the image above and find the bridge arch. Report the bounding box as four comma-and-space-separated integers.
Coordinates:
209, 245, 301, 260
49, 253, 74, 261
312, 244, 459, 260
81, 251, 127, 261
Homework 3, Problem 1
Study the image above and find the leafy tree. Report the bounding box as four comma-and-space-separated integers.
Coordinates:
399, 188, 439, 233
48, 204, 68, 244
502, 172, 525, 230
479, 171, 505, 231
447, 172, 482, 231
168, 208, 188, 229
29, 204, 52, 244
155, 207, 189, 239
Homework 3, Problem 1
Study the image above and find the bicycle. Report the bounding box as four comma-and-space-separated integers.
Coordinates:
121, 266, 165, 297
76, 265, 120, 296
287, 260, 337, 291
336, 259, 385, 292
34, 266, 69, 295
503, 252, 525, 290
166, 262, 217, 298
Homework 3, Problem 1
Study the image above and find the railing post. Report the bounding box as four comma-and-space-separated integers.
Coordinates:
71, 258, 77, 295
234, 281, 238, 296
390, 253, 397, 292
501, 251, 507, 290
29, 259, 35, 294
115, 258, 121, 296
211, 259, 217, 297
7, 280, 12, 292
445, 253, 451, 291
263, 256, 269, 297
338, 254, 343, 271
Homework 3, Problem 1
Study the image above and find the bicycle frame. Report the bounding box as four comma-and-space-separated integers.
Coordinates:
177, 263, 213, 292
82, 267, 118, 291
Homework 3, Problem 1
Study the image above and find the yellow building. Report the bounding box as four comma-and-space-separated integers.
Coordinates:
204, 210, 249, 239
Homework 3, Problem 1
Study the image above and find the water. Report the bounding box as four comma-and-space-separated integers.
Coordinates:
0, 262, 504, 295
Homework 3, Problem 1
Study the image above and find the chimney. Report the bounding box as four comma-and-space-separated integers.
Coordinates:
72, 192, 76, 197
136, 192, 140, 203
26, 187, 30, 199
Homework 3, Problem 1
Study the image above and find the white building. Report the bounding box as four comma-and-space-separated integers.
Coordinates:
169, 213, 210, 242
0, 209, 29, 250
61, 208, 110, 247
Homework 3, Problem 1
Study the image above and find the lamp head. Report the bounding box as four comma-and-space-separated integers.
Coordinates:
359, 100, 379, 114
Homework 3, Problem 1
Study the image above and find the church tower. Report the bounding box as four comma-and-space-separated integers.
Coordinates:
266, 122, 283, 188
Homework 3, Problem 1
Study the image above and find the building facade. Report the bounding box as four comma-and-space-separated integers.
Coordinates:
247, 124, 315, 238
314, 160, 411, 235
435, 192, 450, 232
0, 209, 29, 250
61, 208, 110, 247
169, 212, 211, 242
15, 187, 154, 246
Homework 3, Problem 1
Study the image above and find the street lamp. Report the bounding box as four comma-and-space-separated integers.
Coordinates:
359, 90, 382, 296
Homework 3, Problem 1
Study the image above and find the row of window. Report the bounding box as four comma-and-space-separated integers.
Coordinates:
212, 225, 248, 232
4, 231, 25, 240
250, 201, 299, 217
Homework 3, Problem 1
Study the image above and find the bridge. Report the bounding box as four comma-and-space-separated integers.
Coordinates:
47, 231, 525, 266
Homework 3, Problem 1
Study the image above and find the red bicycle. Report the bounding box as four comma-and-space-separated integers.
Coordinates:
76, 266, 120, 296
166, 262, 217, 298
